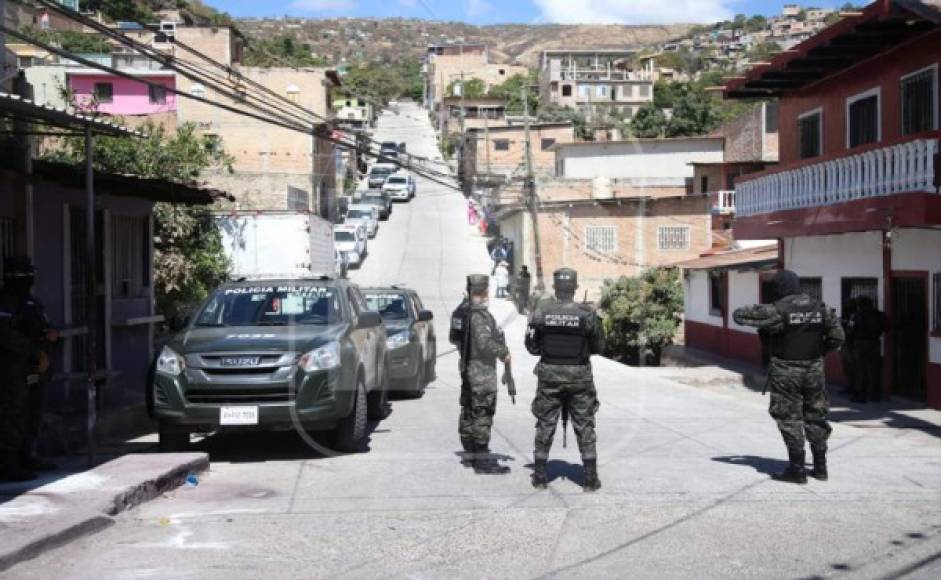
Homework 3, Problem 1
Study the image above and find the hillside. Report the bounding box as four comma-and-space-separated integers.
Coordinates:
236, 18, 695, 67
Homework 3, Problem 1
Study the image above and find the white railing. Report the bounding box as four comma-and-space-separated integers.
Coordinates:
712, 190, 735, 214
737, 138, 939, 217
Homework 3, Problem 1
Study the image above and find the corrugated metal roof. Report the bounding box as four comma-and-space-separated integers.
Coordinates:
676, 244, 779, 271
0, 91, 144, 137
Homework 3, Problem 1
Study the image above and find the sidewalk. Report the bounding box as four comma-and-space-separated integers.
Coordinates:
0, 452, 208, 571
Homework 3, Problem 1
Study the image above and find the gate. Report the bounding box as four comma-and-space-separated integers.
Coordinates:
891, 275, 928, 401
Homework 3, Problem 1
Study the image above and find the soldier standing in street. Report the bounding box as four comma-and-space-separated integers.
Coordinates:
0, 256, 50, 482
515, 265, 532, 314
452, 274, 512, 475
525, 268, 605, 492
733, 270, 844, 484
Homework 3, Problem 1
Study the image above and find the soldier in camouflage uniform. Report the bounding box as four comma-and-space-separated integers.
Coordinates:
525, 268, 605, 491
733, 269, 844, 484
454, 274, 512, 475
0, 257, 48, 482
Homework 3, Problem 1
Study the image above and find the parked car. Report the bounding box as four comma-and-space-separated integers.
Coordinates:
149, 277, 390, 453
333, 224, 367, 267
360, 189, 392, 220
363, 286, 436, 397
381, 172, 416, 201
368, 163, 397, 188
344, 204, 379, 238
379, 141, 399, 162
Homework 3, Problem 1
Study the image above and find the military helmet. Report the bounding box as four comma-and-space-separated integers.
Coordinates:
466, 274, 489, 293
553, 268, 578, 292
3, 255, 35, 280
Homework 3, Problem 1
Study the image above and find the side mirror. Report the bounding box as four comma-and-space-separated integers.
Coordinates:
356, 311, 382, 329
417, 310, 434, 322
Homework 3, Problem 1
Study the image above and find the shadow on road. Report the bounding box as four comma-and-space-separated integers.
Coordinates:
711, 455, 788, 476
520, 459, 585, 484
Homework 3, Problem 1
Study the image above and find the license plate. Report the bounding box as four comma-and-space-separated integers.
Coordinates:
220, 356, 260, 367
220, 406, 259, 425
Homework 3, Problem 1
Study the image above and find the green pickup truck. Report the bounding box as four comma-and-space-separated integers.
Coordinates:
149, 277, 389, 453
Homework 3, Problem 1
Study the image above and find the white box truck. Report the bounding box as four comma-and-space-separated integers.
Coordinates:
216, 211, 341, 279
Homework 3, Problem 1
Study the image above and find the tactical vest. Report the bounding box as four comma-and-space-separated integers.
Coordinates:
535, 300, 591, 365
771, 297, 827, 360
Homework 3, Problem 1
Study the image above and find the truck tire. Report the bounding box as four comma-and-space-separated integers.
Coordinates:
158, 423, 189, 452
367, 360, 390, 419
335, 378, 367, 453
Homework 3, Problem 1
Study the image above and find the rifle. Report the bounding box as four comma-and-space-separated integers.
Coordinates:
501, 359, 516, 405
561, 401, 569, 448
459, 299, 472, 410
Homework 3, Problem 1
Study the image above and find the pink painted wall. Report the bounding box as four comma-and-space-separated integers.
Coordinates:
68, 74, 176, 116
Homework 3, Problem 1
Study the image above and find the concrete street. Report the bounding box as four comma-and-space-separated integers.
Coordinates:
6, 102, 941, 579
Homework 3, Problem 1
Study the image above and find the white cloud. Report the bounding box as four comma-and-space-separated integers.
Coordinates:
531, 0, 734, 25
465, 0, 493, 18
290, 0, 357, 12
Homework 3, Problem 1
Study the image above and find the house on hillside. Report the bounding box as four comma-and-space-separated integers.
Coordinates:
724, 0, 941, 408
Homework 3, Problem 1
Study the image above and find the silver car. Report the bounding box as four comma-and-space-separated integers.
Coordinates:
344, 204, 379, 238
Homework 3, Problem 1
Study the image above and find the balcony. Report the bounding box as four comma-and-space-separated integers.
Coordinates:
736, 137, 939, 218
711, 190, 735, 214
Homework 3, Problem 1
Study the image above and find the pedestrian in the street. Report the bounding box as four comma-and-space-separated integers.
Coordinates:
489, 242, 507, 275
0, 256, 50, 482
851, 296, 887, 403
453, 274, 512, 475
840, 298, 858, 397
493, 261, 509, 298
515, 265, 532, 314
467, 200, 479, 226
733, 270, 845, 484
525, 268, 606, 492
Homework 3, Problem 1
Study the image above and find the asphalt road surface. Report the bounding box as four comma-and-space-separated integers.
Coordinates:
8, 103, 941, 580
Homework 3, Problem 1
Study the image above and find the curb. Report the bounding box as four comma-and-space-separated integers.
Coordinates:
0, 453, 209, 572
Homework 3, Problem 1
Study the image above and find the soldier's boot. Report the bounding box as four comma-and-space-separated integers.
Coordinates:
582, 459, 601, 492
810, 446, 828, 481
771, 449, 808, 484
460, 438, 474, 467
531, 459, 548, 489
473, 444, 509, 475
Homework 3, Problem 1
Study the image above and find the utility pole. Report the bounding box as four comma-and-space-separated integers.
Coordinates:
522, 84, 545, 292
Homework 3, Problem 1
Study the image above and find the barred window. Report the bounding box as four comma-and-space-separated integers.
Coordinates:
287, 186, 309, 211
847, 90, 879, 148
657, 226, 690, 250
799, 277, 823, 302
798, 110, 821, 159
901, 67, 937, 136
585, 225, 617, 253
493, 139, 509, 151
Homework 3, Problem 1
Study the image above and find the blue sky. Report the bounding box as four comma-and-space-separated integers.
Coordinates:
205, 1, 855, 25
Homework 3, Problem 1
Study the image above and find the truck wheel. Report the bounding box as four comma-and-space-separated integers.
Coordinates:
158, 424, 189, 452
335, 379, 367, 453
367, 360, 390, 419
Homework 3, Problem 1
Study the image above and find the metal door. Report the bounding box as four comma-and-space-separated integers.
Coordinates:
891, 276, 927, 401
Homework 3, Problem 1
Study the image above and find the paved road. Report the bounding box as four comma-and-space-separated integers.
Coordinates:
8, 103, 941, 580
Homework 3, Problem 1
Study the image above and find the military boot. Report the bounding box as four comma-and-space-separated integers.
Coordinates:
771, 449, 807, 484
531, 458, 548, 489
582, 459, 601, 492
473, 444, 510, 475
460, 438, 474, 467
810, 446, 828, 481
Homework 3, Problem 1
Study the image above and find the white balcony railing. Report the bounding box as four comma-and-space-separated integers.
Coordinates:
712, 190, 735, 214
737, 138, 939, 217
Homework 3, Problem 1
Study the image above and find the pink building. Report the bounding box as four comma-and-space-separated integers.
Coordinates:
67, 71, 176, 117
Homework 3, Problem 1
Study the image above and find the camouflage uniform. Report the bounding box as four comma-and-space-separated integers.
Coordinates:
526, 268, 605, 491
733, 270, 844, 483
0, 290, 41, 481
458, 303, 509, 448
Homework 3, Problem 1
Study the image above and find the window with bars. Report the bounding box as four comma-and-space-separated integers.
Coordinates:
112, 216, 149, 299
901, 67, 937, 136
657, 226, 690, 251
799, 277, 823, 301
638, 84, 651, 98
94, 82, 113, 103
848, 91, 879, 148
841, 277, 878, 312
493, 139, 509, 151
585, 225, 617, 253
287, 186, 309, 211
148, 84, 167, 104
798, 111, 821, 159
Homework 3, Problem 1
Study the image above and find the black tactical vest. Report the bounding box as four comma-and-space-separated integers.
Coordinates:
771, 297, 827, 360
536, 300, 591, 365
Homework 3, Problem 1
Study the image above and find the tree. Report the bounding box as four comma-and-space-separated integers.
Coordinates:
745, 15, 768, 32
80, 0, 154, 22
487, 71, 538, 115
630, 103, 667, 138
339, 60, 423, 104
46, 122, 233, 321
732, 14, 747, 30
598, 268, 683, 366
447, 77, 486, 99
537, 104, 591, 140
26, 27, 113, 54
243, 34, 328, 67
746, 41, 782, 63
666, 84, 722, 137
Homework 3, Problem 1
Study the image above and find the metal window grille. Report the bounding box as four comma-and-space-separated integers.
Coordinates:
657, 226, 690, 250
848, 95, 878, 148
799, 277, 823, 302
585, 225, 617, 253
901, 68, 936, 136
148, 84, 167, 104
841, 277, 878, 309
287, 186, 310, 211
799, 112, 821, 159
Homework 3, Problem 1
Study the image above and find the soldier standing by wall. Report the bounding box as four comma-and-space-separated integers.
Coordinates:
851, 296, 887, 403
525, 268, 606, 492
451, 274, 512, 475
733, 270, 845, 484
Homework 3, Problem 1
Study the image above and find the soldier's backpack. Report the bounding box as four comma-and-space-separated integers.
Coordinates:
449, 299, 470, 347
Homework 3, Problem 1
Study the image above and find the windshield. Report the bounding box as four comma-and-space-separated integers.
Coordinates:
387, 177, 407, 184
364, 293, 410, 320
334, 231, 356, 242
195, 285, 343, 327
370, 167, 393, 176
346, 210, 371, 219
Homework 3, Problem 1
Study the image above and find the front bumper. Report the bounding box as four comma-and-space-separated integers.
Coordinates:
384, 188, 409, 200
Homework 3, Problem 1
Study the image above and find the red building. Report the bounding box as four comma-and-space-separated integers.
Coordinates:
725, 0, 941, 408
